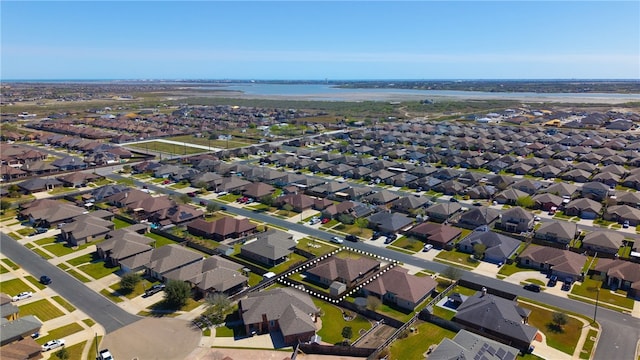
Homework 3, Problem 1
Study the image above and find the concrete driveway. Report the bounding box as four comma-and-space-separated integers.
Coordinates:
100, 318, 201, 360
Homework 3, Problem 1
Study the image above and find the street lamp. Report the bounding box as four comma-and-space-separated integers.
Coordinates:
593, 288, 600, 323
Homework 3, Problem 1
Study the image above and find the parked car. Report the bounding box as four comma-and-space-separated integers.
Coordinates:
187, 192, 196, 197
548, 275, 558, 287
423, 244, 434, 252
371, 232, 381, 240
449, 197, 459, 202
12, 291, 33, 302
562, 277, 573, 291
42, 339, 65, 351
384, 237, 394, 244
40, 275, 52, 285
345, 235, 358, 242
145, 283, 166, 296
321, 218, 330, 224
330, 236, 344, 244
523, 284, 541, 292
99, 349, 114, 360
623, 220, 630, 229
34, 227, 48, 234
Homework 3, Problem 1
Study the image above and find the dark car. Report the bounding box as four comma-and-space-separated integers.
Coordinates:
40, 275, 52, 285
345, 235, 358, 242
449, 197, 459, 202
548, 275, 558, 287
144, 283, 166, 296
523, 284, 541, 292
562, 278, 573, 291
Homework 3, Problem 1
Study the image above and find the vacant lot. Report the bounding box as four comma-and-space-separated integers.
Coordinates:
126, 141, 205, 155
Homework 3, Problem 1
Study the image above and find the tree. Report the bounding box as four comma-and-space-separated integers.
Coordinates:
442, 266, 463, 285
164, 279, 191, 308
366, 296, 382, 311
206, 202, 220, 214
341, 326, 353, 343
552, 312, 568, 330
516, 196, 535, 209
473, 243, 487, 260
260, 195, 275, 207
203, 293, 232, 325
0, 199, 11, 214
120, 272, 141, 293
282, 203, 293, 212
354, 218, 369, 235
176, 193, 192, 204
55, 348, 69, 360
338, 213, 355, 225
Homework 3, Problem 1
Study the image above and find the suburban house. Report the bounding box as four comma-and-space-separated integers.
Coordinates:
148, 204, 204, 227
143, 244, 204, 281
532, 193, 564, 212
604, 205, 640, 226
19, 200, 86, 228
407, 222, 462, 249
457, 207, 501, 229
276, 193, 315, 212
391, 195, 430, 214
187, 216, 257, 241
498, 207, 534, 233
96, 230, 154, 270
163, 256, 248, 297
363, 266, 436, 311
540, 182, 578, 198
534, 221, 579, 244
494, 188, 529, 205
581, 182, 612, 201
106, 188, 152, 208
453, 292, 538, 352
240, 230, 296, 267
367, 212, 414, 234
306, 256, 380, 288
239, 287, 320, 345
59, 214, 114, 246
363, 190, 401, 206
429, 329, 520, 360
57, 171, 101, 188
0, 293, 42, 358
563, 198, 602, 219
242, 182, 275, 199
582, 230, 625, 254
593, 259, 640, 299
457, 231, 520, 264
517, 246, 585, 282
425, 202, 462, 223
17, 177, 63, 193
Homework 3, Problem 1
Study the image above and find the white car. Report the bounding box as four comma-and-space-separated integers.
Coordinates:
42, 339, 65, 351
12, 291, 33, 302
423, 244, 434, 252
331, 236, 344, 244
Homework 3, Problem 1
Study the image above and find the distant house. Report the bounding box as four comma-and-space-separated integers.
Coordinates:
582, 230, 625, 254
425, 202, 462, 222
18, 178, 63, 193
163, 255, 247, 297
187, 216, 257, 241
143, 244, 204, 281
429, 330, 520, 360
363, 266, 436, 311
453, 292, 537, 352
499, 207, 534, 233
240, 230, 296, 267
593, 259, 640, 299
239, 288, 319, 345
391, 195, 430, 214
367, 212, 414, 234
60, 214, 114, 246
457, 231, 520, 264
603, 205, 640, 226
563, 198, 602, 219
456, 207, 501, 229
306, 256, 380, 287
97, 229, 154, 269
407, 222, 462, 249
532, 193, 563, 212
534, 221, 578, 244
517, 246, 585, 282
581, 182, 612, 201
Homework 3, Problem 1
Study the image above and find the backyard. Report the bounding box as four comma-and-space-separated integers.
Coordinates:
313, 299, 372, 345
387, 321, 456, 360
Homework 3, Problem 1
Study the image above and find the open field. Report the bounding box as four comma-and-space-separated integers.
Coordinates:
125, 141, 205, 155
165, 134, 254, 149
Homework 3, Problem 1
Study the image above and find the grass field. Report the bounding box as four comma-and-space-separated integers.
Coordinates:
100, 288, 124, 303
52, 295, 76, 312
78, 261, 119, 279
388, 321, 456, 360
2, 258, 20, 270
25, 275, 46, 290
19, 299, 66, 321
0, 278, 34, 295
67, 269, 92, 283
145, 232, 179, 247
313, 299, 372, 345
571, 277, 635, 310
126, 141, 206, 155
519, 302, 582, 355
165, 134, 254, 149
434, 249, 479, 268
112, 217, 133, 229
36, 323, 84, 344
65, 340, 87, 360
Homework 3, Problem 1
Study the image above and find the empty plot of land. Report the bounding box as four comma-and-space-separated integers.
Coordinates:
125, 141, 207, 155
166, 134, 254, 149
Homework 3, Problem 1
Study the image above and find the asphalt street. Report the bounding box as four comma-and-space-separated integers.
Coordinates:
0, 232, 140, 333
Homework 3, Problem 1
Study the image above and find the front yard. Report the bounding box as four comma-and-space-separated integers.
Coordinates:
571, 277, 635, 311
519, 302, 583, 355
434, 249, 480, 268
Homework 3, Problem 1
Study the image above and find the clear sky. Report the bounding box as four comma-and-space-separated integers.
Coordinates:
1, 1, 639, 80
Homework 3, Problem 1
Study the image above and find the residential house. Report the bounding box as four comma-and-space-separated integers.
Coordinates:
582, 230, 625, 254
144, 244, 204, 281
306, 256, 380, 288
57, 172, 101, 188
242, 182, 275, 199
429, 330, 520, 360
149, 204, 204, 227
187, 216, 257, 241
20, 201, 86, 228
163, 256, 247, 297
367, 212, 414, 234
539, 182, 578, 198
593, 259, 640, 299
457, 207, 501, 229
517, 246, 585, 281
532, 193, 563, 211
17, 178, 63, 193
51, 156, 86, 170
561, 169, 592, 183
239, 288, 319, 345
499, 207, 534, 233
581, 182, 612, 201
493, 188, 529, 205
425, 202, 462, 223
407, 222, 462, 249
563, 198, 602, 219
97, 230, 154, 269
604, 205, 640, 226
0, 307, 42, 359
534, 221, 579, 244
60, 214, 114, 246
363, 190, 400, 206
453, 292, 537, 352
240, 230, 296, 267
276, 193, 315, 212
106, 188, 152, 208
363, 266, 436, 311
457, 231, 520, 264
391, 195, 430, 214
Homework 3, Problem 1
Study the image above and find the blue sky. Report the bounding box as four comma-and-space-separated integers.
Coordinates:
2, 1, 638, 80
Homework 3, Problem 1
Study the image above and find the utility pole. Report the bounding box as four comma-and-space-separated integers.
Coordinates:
593, 288, 600, 323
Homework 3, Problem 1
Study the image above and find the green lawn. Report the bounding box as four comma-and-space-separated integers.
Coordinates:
580, 329, 598, 359
0, 278, 34, 295
0, 264, 7, 274
2, 258, 20, 270
169, 182, 191, 189
388, 321, 456, 360
498, 262, 539, 277
42, 241, 79, 257
296, 238, 335, 256
218, 193, 242, 202
434, 249, 479, 268
19, 299, 65, 321
67, 253, 95, 266
112, 217, 133, 229
65, 340, 87, 360
571, 277, 635, 310
126, 141, 205, 155
145, 232, 178, 247
82, 318, 96, 327
78, 261, 119, 279
88, 336, 102, 360
270, 253, 307, 274
36, 323, 84, 344
111, 278, 161, 299
165, 134, 253, 149
32, 247, 53, 259
67, 269, 91, 283
34, 237, 56, 246
17, 227, 35, 236
247, 272, 264, 287
52, 296, 76, 312
519, 303, 583, 355
25, 275, 46, 290
389, 236, 423, 253
100, 288, 124, 303
313, 299, 372, 345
